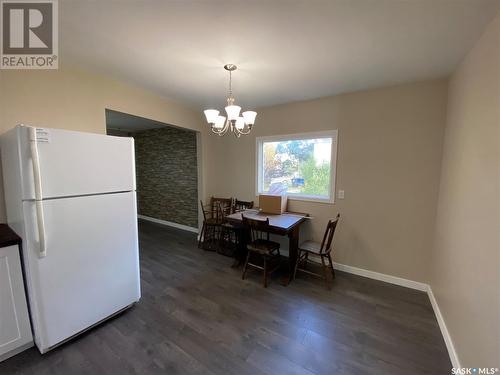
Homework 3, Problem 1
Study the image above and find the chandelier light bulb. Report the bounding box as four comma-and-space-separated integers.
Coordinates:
204, 109, 219, 124
214, 115, 226, 129
225, 105, 241, 122
235, 117, 245, 130
242, 111, 257, 125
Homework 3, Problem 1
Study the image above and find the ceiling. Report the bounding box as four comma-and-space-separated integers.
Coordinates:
61, 0, 500, 110
106, 109, 171, 132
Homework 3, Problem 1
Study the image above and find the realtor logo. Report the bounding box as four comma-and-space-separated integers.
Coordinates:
1, 0, 58, 69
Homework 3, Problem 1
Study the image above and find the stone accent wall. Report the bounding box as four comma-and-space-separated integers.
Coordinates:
134, 127, 198, 228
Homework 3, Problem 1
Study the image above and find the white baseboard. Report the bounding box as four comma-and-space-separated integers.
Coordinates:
332, 262, 428, 291
138, 215, 199, 233
427, 285, 461, 369
332, 261, 459, 368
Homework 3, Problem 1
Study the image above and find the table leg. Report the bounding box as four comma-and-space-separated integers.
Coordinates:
231, 226, 248, 268
281, 226, 300, 286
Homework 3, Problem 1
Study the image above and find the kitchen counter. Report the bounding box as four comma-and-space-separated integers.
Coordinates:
0, 223, 33, 362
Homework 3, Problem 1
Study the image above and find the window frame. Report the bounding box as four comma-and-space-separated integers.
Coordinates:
255, 130, 338, 204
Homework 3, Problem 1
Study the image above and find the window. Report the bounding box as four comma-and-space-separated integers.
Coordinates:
256, 130, 338, 203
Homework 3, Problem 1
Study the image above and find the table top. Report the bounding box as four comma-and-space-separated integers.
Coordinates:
225, 210, 308, 232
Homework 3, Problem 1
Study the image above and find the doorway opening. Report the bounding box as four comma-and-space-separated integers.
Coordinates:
106, 109, 199, 231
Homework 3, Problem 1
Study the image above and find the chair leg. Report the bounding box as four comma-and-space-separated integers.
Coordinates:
207, 225, 214, 250
321, 255, 331, 290
242, 251, 251, 280
293, 250, 302, 280
213, 225, 219, 250
263, 257, 268, 288
198, 222, 205, 248
327, 254, 335, 279
213, 225, 220, 251
217, 226, 225, 253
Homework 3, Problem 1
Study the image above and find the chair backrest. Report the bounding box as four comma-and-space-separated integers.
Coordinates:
234, 199, 254, 212
319, 214, 340, 255
242, 215, 271, 242
211, 197, 232, 218
200, 200, 214, 221
201, 199, 231, 223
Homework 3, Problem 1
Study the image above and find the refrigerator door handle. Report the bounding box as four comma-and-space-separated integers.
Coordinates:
29, 127, 47, 258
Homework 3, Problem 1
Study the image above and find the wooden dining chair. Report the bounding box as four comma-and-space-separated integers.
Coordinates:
199, 200, 223, 251
206, 197, 234, 255
293, 214, 340, 289
218, 199, 255, 257
241, 216, 281, 288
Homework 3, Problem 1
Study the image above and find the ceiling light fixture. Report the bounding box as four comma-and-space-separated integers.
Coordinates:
204, 64, 257, 137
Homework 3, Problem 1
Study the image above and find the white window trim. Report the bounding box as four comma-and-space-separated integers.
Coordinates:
256, 130, 338, 204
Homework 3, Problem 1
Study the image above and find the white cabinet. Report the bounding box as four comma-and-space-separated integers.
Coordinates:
0, 244, 33, 362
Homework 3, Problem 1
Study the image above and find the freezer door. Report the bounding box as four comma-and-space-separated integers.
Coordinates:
21, 192, 140, 352
17, 126, 136, 200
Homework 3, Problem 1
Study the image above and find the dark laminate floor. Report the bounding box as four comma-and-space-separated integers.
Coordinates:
0, 220, 451, 375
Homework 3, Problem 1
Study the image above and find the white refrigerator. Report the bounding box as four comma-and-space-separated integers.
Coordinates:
0, 125, 141, 354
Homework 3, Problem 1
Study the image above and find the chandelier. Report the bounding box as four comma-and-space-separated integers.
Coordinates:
204, 64, 257, 137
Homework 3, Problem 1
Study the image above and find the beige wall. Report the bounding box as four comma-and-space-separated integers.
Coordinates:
431, 13, 500, 367
0, 67, 203, 134
209, 79, 448, 283
0, 66, 217, 222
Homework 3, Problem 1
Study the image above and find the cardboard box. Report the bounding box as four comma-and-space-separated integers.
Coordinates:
259, 194, 288, 214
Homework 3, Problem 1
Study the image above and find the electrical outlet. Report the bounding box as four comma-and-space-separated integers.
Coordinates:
338, 190, 345, 199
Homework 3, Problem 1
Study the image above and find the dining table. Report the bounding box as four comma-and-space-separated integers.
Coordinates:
225, 209, 309, 285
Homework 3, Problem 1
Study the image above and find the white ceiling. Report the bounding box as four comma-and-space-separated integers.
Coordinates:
106, 109, 169, 132
61, 0, 500, 110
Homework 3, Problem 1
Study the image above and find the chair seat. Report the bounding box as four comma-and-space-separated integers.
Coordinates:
247, 239, 280, 255
221, 222, 240, 229
299, 240, 323, 254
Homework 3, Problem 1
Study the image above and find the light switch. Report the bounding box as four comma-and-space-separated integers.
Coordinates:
338, 190, 345, 199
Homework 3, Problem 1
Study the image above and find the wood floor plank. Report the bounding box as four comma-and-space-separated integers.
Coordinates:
0, 220, 451, 374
